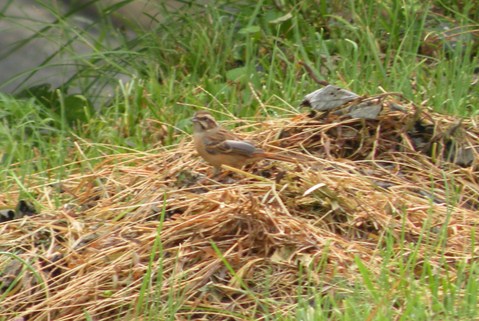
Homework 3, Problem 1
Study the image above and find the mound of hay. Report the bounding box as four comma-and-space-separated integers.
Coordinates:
1, 101, 478, 320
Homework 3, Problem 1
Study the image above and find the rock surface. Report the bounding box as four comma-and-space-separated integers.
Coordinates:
0, 0, 185, 94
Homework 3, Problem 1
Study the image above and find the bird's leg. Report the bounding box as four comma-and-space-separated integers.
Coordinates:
213, 166, 222, 176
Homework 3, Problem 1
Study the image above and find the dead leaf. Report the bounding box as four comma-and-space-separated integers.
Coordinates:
301, 85, 360, 111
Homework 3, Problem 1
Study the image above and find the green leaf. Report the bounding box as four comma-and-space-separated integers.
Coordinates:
63, 94, 94, 124
238, 25, 260, 35
226, 66, 248, 82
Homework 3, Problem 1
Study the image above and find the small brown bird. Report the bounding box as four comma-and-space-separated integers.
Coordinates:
192, 111, 296, 175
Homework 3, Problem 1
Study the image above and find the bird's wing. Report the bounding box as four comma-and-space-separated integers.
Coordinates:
205, 138, 260, 157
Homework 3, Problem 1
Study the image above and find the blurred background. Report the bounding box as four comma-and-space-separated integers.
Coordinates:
0, 0, 191, 94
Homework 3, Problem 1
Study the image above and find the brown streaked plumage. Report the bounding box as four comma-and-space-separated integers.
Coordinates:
191, 111, 296, 175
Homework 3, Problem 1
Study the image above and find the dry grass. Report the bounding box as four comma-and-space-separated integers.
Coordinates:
1, 99, 479, 320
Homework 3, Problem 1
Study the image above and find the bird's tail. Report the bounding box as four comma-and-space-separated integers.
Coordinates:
262, 152, 305, 163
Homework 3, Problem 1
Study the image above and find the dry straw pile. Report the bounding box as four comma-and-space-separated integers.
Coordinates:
1, 99, 478, 320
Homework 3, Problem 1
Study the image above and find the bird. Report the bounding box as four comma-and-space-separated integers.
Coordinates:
191, 110, 297, 175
